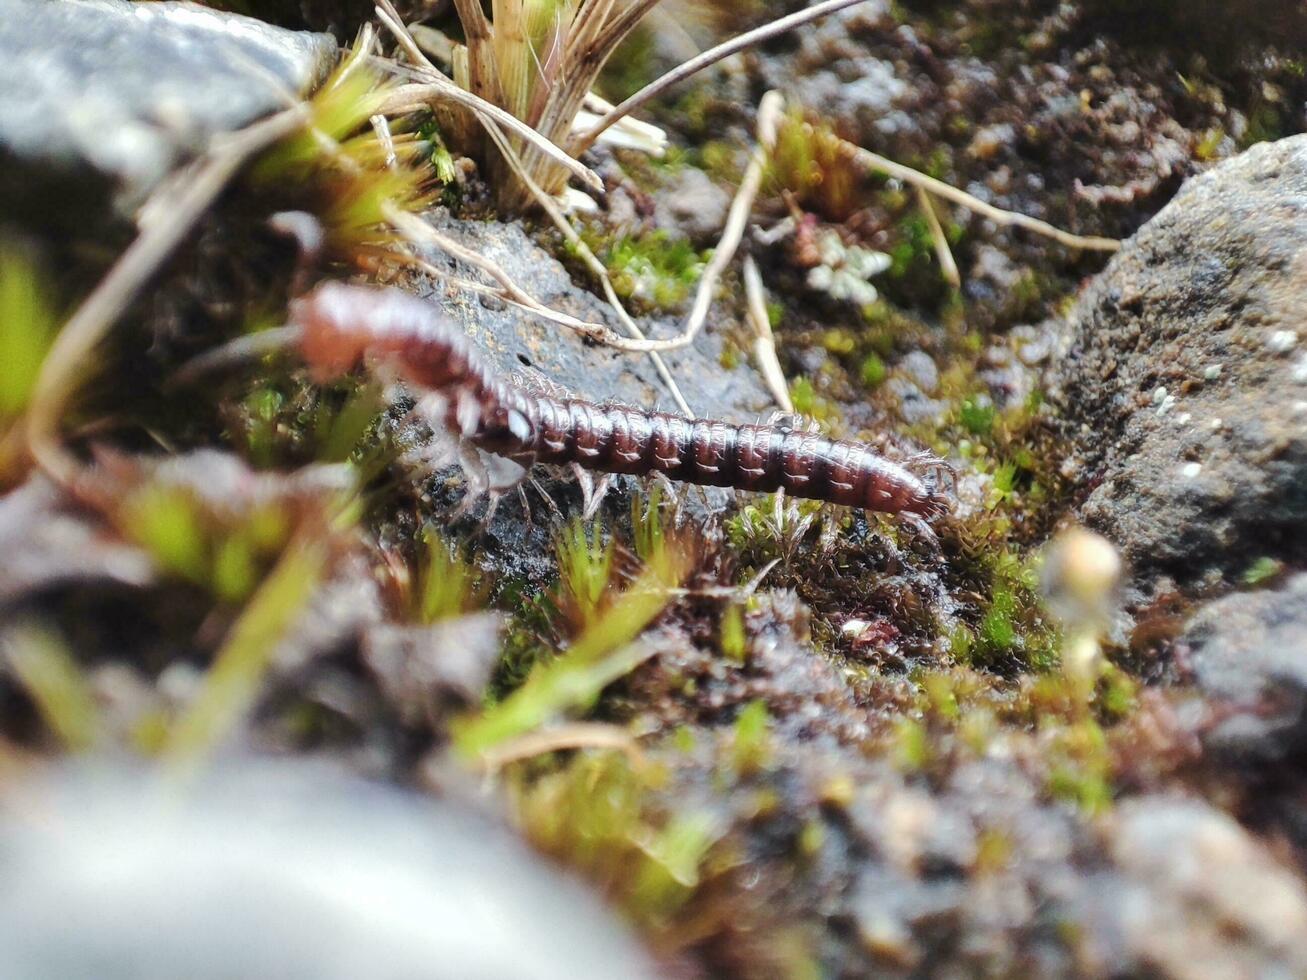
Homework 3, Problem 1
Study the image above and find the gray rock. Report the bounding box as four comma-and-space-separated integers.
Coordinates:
0, 759, 658, 980
405, 210, 771, 422
652, 165, 731, 243
1077, 796, 1307, 980
1181, 574, 1307, 760
1053, 136, 1307, 585
0, 0, 336, 231
0, 477, 154, 603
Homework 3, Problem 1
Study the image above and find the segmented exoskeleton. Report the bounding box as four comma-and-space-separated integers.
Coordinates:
291, 282, 951, 521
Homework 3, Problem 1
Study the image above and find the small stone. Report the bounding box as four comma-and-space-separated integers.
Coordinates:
1204, 363, 1224, 380
1292, 356, 1307, 384
1180, 462, 1203, 479
1267, 330, 1299, 354
1151, 385, 1169, 405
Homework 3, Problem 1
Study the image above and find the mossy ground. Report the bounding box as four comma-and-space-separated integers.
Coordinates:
2, 1, 1304, 975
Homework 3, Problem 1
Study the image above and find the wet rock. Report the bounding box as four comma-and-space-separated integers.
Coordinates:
1053, 136, 1307, 587
0, 0, 336, 233
0, 760, 658, 980
1181, 575, 1307, 761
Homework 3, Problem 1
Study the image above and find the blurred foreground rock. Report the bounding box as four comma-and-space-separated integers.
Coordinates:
0, 760, 657, 980
0, 0, 336, 234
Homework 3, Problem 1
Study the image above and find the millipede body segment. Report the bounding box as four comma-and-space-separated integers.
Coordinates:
291, 282, 948, 519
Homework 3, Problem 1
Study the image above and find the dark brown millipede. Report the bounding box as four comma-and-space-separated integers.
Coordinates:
290, 282, 951, 521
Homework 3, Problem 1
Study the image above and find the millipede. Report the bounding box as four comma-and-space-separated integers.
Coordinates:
288, 281, 952, 523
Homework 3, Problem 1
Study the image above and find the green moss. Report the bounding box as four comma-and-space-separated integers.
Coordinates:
1044, 719, 1113, 815
720, 603, 748, 665
959, 396, 996, 436
788, 377, 837, 422
415, 528, 485, 623
556, 518, 616, 630
892, 716, 931, 772
165, 533, 329, 768
1242, 556, 1284, 587
859, 352, 887, 388
579, 228, 708, 310
0, 242, 57, 424
731, 700, 773, 776
454, 548, 687, 758
508, 749, 724, 927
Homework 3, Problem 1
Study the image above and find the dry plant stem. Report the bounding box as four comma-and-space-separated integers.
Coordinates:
369, 71, 601, 191
475, 722, 642, 771
916, 186, 961, 287
379, 0, 686, 411
572, 0, 872, 154
358, 244, 629, 348
672, 90, 783, 353
370, 113, 399, 170
743, 255, 793, 413
480, 121, 694, 416
25, 105, 310, 484
847, 141, 1120, 252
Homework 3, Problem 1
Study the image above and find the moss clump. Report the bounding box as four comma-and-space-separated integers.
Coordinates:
575, 227, 708, 310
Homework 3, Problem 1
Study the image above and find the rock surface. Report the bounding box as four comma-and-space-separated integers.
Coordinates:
405, 211, 772, 422
1182, 574, 1307, 761
1054, 136, 1307, 586
0, 0, 336, 231
1082, 796, 1307, 979
0, 761, 657, 980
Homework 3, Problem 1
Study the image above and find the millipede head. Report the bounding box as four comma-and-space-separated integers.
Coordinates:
290, 282, 377, 382
904, 453, 956, 520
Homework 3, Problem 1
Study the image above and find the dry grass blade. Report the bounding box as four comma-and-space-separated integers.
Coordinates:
585, 90, 783, 356
475, 722, 643, 772
916, 186, 961, 287
372, 4, 603, 192
572, 0, 871, 154
843, 139, 1120, 252
480, 119, 694, 415
743, 255, 793, 413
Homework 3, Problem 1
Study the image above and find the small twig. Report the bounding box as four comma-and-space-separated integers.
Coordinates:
475, 722, 643, 772
571, 0, 871, 155
362, 225, 632, 348
670, 90, 783, 353
743, 256, 793, 413
843, 139, 1119, 252
916, 186, 961, 288
26, 105, 311, 484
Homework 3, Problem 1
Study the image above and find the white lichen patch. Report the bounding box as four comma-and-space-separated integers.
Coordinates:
806, 230, 891, 306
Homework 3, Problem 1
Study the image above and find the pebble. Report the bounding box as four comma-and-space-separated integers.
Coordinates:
1267, 329, 1299, 354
